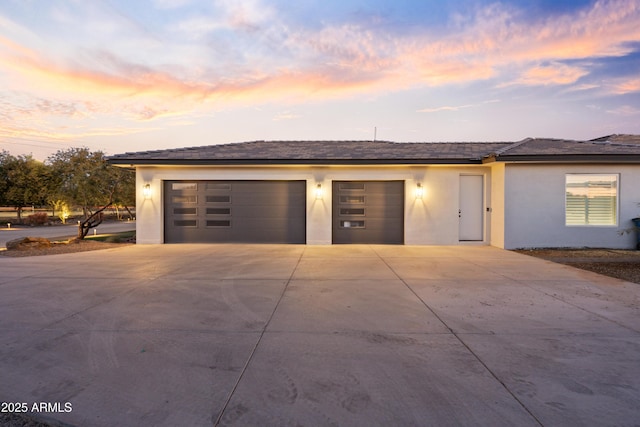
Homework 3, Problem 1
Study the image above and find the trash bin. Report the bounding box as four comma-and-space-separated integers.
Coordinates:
633, 218, 640, 250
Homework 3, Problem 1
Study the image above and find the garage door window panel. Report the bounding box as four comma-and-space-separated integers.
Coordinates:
340, 220, 365, 228
174, 207, 197, 215
172, 183, 197, 190
172, 195, 197, 204
207, 208, 231, 215
205, 183, 231, 190
174, 220, 197, 227
206, 220, 231, 227
206, 195, 231, 203
339, 195, 365, 204
340, 208, 365, 216
339, 183, 365, 191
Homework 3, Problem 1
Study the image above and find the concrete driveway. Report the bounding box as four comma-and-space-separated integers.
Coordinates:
0, 245, 638, 426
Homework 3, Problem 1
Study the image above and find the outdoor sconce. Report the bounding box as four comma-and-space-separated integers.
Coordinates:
415, 182, 424, 199
315, 184, 323, 200
143, 184, 152, 199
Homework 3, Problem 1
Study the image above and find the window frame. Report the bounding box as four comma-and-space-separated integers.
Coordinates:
565, 173, 619, 227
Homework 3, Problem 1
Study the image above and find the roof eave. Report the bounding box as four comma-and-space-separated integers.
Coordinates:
491, 154, 640, 163
108, 158, 485, 166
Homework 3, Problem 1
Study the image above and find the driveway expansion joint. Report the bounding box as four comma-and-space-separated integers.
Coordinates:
212, 246, 307, 426
515, 279, 640, 334
370, 245, 545, 427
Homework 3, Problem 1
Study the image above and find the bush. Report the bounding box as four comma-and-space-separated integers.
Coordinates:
25, 212, 49, 225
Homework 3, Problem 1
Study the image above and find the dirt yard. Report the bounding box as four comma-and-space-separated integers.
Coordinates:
0, 412, 53, 427
514, 248, 640, 284
0, 239, 131, 257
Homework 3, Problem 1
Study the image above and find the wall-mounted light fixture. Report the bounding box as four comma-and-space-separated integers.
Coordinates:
315, 183, 323, 200
143, 184, 152, 199
415, 182, 424, 199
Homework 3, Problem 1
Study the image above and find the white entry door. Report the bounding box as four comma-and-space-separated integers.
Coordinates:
459, 175, 484, 241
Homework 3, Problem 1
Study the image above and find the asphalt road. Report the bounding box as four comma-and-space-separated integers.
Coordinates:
0, 221, 136, 247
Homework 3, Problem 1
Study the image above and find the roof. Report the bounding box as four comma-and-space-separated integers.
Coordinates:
485, 137, 640, 162
108, 140, 514, 165
108, 137, 640, 166
589, 134, 640, 144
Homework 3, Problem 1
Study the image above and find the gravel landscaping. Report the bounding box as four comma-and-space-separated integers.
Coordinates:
1, 236, 133, 258
0, 412, 56, 427
514, 248, 640, 284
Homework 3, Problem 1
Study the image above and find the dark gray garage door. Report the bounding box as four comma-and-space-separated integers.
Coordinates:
164, 180, 306, 243
332, 181, 404, 244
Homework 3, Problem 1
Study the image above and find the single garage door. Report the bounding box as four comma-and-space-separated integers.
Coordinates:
332, 181, 404, 244
164, 180, 306, 243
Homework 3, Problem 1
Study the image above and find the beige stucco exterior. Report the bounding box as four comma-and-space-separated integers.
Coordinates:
134, 161, 639, 248
135, 164, 492, 245
489, 162, 506, 248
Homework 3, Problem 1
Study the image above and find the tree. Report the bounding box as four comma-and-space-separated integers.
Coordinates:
0, 150, 10, 206
0, 152, 50, 223
47, 147, 134, 239
112, 168, 136, 220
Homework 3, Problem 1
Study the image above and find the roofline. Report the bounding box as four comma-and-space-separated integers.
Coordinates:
483, 154, 640, 163
108, 158, 486, 166
491, 138, 533, 156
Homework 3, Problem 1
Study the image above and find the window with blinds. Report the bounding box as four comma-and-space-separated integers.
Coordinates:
565, 174, 618, 226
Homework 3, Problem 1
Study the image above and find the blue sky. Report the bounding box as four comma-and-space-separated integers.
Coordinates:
1, 0, 639, 159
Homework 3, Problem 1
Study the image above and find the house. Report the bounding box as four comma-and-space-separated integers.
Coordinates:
108, 135, 640, 249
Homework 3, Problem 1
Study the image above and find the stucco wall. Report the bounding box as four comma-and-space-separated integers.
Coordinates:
135, 164, 491, 245
136, 168, 163, 244
489, 163, 505, 248
407, 166, 490, 245
502, 163, 640, 249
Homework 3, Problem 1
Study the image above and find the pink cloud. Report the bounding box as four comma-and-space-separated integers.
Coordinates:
0, 0, 638, 116
502, 63, 589, 87
272, 111, 301, 121
417, 99, 500, 113
606, 105, 640, 115
0, 122, 151, 143
610, 77, 640, 94
417, 104, 474, 113
397, 0, 639, 86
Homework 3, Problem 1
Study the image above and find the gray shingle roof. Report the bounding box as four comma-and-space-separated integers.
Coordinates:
108, 137, 640, 166
589, 134, 640, 144
491, 137, 640, 160
109, 140, 514, 165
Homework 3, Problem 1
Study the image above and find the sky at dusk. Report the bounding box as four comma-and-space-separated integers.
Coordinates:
1, 0, 640, 160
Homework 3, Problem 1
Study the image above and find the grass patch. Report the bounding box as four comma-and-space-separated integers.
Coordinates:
85, 230, 136, 243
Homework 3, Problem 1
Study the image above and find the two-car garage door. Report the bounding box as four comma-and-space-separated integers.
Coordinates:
164, 180, 404, 244
164, 180, 306, 243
